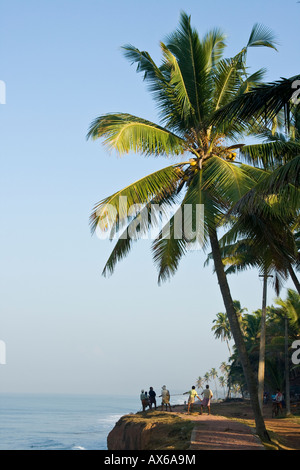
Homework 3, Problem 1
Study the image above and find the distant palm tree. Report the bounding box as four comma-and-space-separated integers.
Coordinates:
88, 11, 277, 439
220, 361, 230, 375
196, 376, 205, 390
220, 361, 231, 398
219, 376, 227, 398
211, 312, 232, 356
275, 289, 300, 331
211, 300, 247, 354
204, 372, 210, 385
210, 367, 219, 398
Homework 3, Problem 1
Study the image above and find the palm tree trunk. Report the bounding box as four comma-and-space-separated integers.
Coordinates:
226, 339, 232, 356
209, 227, 270, 441
258, 273, 268, 412
288, 264, 300, 295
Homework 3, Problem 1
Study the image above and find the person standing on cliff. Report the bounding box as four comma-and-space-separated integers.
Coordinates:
159, 385, 172, 412
183, 386, 201, 414
200, 385, 213, 415
148, 387, 157, 410
140, 389, 149, 412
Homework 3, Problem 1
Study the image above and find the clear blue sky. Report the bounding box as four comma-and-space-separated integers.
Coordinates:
0, 0, 298, 396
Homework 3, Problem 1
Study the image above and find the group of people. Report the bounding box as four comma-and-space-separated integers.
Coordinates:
183, 385, 213, 414
140, 386, 171, 412
140, 384, 213, 414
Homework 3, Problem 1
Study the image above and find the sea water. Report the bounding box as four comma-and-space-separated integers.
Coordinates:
0, 393, 139, 450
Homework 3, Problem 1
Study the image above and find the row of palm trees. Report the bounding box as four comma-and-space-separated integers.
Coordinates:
87, 11, 299, 440
212, 289, 300, 411
196, 364, 232, 399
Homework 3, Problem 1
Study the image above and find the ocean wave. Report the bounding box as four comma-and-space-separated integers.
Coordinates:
97, 413, 123, 425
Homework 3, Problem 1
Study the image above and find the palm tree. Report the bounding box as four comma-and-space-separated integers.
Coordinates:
204, 372, 210, 385
210, 367, 219, 398
206, 177, 299, 411
211, 312, 232, 356
87, 12, 277, 439
220, 361, 231, 398
211, 300, 247, 356
196, 376, 205, 390
219, 375, 227, 399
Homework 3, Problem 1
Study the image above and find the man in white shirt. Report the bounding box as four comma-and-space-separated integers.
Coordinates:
160, 385, 172, 412
200, 385, 213, 415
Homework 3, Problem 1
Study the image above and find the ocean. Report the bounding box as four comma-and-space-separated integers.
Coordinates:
0, 393, 140, 450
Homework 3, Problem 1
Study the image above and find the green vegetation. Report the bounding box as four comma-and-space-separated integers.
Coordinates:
211, 290, 300, 402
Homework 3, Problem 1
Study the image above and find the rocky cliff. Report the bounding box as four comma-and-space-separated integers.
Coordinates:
107, 411, 194, 450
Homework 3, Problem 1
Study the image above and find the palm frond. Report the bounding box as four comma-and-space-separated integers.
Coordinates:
212, 74, 300, 130
122, 44, 193, 132
152, 213, 188, 284
213, 57, 245, 111
202, 27, 227, 67
262, 155, 300, 192
240, 141, 300, 169
201, 156, 255, 208
164, 11, 213, 124
87, 113, 186, 156
151, 181, 205, 282
90, 163, 185, 234
246, 23, 278, 50
101, 184, 181, 277
160, 42, 195, 123
235, 69, 267, 96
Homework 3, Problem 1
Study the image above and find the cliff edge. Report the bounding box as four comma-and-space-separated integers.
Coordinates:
107, 411, 194, 450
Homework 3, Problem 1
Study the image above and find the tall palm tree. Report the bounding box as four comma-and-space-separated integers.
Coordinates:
87, 12, 277, 439
205, 121, 300, 411
207, 207, 298, 411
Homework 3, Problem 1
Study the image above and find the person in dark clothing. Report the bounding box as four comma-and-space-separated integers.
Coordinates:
148, 387, 157, 410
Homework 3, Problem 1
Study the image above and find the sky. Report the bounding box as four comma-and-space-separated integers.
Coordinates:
0, 0, 298, 397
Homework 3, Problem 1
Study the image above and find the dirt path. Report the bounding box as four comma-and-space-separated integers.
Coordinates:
188, 414, 265, 450
171, 403, 300, 450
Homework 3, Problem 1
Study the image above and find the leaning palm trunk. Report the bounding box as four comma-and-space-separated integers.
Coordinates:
209, 228, 269, 439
